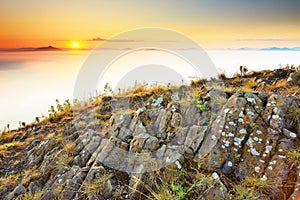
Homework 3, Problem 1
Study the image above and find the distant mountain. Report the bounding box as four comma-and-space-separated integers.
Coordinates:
236, 47, 300, 51
0, 46, 62, 52
34, 46, 61, 51
260, 47, 300, 51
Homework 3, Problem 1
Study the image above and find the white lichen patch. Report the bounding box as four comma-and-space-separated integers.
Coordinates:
239, 111, 244, 117
268, 166, 273, 170
229, 121, 235, 126
224, 108, 230, 114
253, 137, 259, 142
227, 161, 233, 167
262, 175, 267, 181
259, 159, 265, 163
247, 111, 254, 116
278, 155, 286, 159
256, 130, 262, 135
246, 138, 254, 147
212, 172, 219, 180
250, 148, 260, 156
228, 133, 234, 137
239, 129, 247, 134
221, 132, 225, 136
255, 166, 260, 172
269, 160, 277, 165
290, 132, 297, 138
265, 145, 272, 153
234, 142, 239, 146
273, 107, 279, 114
272, 115, 279, 119
238, 118, 244, 123
224, 141, 230, 147
247, 97, 256, 104
175, 160, 182, 169
234, 137, 243, 145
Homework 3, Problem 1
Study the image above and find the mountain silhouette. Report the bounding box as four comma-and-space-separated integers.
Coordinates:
34, 46, 61, 51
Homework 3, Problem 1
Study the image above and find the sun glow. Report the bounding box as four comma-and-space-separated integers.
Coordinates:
71, 41, 80, 48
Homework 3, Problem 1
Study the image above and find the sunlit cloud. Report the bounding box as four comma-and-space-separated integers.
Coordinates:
88, 37, 144, 42
234, 38, 300, 42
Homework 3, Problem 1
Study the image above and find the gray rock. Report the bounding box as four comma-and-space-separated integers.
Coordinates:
154, 108, 171, 134
130, 133, 159, 152
287, 72, 300, 86
283, 128, 297, 139
184, 125, 206, 153
180, 104, 200, 126
171, 94, 180, 100
170, 112, 181, 127
8, 185, 26, 200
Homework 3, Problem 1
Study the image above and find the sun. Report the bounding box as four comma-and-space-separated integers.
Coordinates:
71, 41, 80, 48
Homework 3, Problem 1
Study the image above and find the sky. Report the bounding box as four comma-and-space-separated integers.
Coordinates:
1, 0, 300, 49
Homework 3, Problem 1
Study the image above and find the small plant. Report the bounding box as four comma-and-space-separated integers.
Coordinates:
233, 176, 270, 198
64, 141, 76, 154
243, 177, 268, 190
241, 78, 257, 92
83, 172, 113, 198
21, 170, 42, 186
0, 174, 20, 191
234, 185, 258, 200
190, 77, 206, 88
47, 99, 72, 122
23, 191, 45, 200
193, 94, 209, 111
287, 148, 300, 166
55, 153, 72, 171
218, 73, 227, 80
103, 83, 113, 95
46, 133, 55, 140
288, 106, 300, 127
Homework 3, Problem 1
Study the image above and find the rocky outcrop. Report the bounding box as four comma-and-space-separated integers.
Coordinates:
0, 71, 299, 199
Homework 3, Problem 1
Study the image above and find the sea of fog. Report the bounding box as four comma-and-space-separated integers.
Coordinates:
1, 50, 299, 130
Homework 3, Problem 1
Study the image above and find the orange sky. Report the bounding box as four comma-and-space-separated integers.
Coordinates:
1, 0, 300, 49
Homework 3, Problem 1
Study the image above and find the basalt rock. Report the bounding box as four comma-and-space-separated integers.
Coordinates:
1, 76, 299, 200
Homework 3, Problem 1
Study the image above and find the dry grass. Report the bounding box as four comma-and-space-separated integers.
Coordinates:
46, 133, 55, 140
234, 185, 258, 200
266, 79, 287, 92
0, 174, 20, 190
241, 78, 257, 92
22, 170, 42, 186
23, 191, 45, 200
0, 141, 25, 151
57, 152, 73, 169
83, 172, 113, 197
64, 141, 76, 154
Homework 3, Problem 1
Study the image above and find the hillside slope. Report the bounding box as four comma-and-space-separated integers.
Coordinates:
0, 68, 299, 200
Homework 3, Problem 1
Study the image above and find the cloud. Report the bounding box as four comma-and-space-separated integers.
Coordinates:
234, 38, 300, 42
88, 37, 144, 42
0, 60, 25, 71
